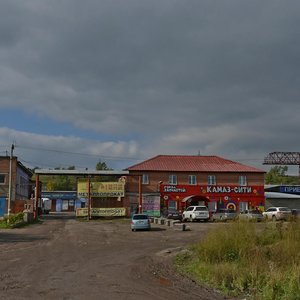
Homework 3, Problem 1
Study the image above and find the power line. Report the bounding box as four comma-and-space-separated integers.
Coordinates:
16, 144, 143, 162
18, 157, 92, 170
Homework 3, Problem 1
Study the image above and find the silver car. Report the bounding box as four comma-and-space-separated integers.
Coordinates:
239, 210, 264, 222
131, 214, 151, 231
212, 209, 237, 222
263, 207, 292, 221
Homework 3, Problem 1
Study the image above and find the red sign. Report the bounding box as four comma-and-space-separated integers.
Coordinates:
161, 184, 264, 200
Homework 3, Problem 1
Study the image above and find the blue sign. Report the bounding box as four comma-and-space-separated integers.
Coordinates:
279, 186, 300, 195
42, 192, 78, 200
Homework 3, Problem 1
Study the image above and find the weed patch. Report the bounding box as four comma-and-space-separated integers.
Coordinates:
176, 220, 300, 299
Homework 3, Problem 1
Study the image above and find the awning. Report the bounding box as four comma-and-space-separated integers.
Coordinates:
182, 195, 196, 202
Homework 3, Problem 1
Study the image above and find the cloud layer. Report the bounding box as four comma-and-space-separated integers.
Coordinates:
0, 0, 299, 172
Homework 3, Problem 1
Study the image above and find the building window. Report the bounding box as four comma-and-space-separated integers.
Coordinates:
188, 175, 197, 185
142, 174, 149, 185
0, 174, 6, 184
208, 175, 216, 185
208, 201, 217, 212
239, 175, 247, 186
239, 202, 248, 212
169, 175, 177, 185
168, 200, 177, 210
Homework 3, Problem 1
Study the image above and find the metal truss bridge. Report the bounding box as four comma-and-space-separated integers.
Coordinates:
263, 152, 300, 177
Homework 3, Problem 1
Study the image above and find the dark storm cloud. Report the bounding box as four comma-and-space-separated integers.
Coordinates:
0, 0, 300, 170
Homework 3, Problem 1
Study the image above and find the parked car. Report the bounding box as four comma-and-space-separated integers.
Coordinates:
262, 207, 292, 221
291, 209, 300, 219
239, 210, 264, 222
211, 209, 237, 222
182, 206, 210, 222
164, 209, 182, 221
131, 214, 151, 231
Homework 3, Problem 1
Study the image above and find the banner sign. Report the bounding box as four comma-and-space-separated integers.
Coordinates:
279, 186, 300, 195
77, 182, 125, 198
161, 184, 264, 199
142, 195, 160, 217
76, 207, 126, 217
200, 185, 264, 197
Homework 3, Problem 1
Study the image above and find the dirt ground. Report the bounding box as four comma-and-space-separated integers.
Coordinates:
0, 213, 236, 300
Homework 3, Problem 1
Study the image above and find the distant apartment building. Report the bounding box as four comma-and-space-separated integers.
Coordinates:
0, 156, 34, 217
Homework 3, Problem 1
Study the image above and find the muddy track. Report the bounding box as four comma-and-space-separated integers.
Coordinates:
0, 213, 234, 300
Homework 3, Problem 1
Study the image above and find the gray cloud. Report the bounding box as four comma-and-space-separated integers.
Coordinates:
0, 0, 300, 172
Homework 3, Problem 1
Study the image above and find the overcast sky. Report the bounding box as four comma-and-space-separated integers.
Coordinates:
0, 0, 299, 173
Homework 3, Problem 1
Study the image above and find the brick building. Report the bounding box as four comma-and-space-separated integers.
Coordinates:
125, 155, 265, 216
0, 156, 34, 217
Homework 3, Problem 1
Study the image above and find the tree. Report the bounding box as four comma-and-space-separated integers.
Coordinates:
265, 166, 299, 184
39, 166, 78, 191
96, 160, 112, 170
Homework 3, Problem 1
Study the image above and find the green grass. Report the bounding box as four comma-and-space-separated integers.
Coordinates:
0, 212, 24, 228
175, 220, 300, 299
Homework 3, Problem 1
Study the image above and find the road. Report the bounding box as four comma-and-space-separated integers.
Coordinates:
0, 213, 232, 300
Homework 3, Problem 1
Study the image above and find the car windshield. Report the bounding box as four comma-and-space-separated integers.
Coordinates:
133, 214, 148, 220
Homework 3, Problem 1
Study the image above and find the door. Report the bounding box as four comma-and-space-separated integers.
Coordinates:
56, 199, 62, 212
0, 197, 6, 217
0, 198, 6, 217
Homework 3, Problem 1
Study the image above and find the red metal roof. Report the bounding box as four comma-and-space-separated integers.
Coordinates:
126, 155, 264, 173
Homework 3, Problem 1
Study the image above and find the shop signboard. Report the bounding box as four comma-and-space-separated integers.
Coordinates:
76, 207, 126, 217
77, 181, 125, 198
142, 195, 160, 217
161, 184, 265, 210
279, 186, 300, 195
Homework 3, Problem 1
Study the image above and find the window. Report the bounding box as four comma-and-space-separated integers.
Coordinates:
239, 175, 247, 186
239, 202, 248, 212
208, 175, 216, 185
188, 175, 197, 185
142, 174, 149, 185
169, 175, 177, 185
208, 201, 217, 212
168, 200, 177, 210
0, 174, 6, 184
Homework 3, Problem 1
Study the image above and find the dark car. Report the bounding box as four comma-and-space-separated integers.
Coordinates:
291, 209, 300, 219
165, 209, 182, 221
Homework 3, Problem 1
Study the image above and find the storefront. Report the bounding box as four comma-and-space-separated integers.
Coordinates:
161, 184, 265, 213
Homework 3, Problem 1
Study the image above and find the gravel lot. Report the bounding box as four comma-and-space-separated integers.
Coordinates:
0, 213, 235, 300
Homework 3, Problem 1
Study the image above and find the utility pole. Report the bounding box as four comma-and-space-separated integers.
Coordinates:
7, 144, 15, 219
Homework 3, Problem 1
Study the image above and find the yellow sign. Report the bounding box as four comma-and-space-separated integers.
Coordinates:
76, 207, 126, 217
77, 182, 125, 198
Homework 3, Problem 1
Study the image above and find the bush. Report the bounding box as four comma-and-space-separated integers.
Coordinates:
0, 212, 25, 228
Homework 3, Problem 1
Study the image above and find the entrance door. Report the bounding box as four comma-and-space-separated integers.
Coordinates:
0, 197, 6, 217
56, 199, 62, 212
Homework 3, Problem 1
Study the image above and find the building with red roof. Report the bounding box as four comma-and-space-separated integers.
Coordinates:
125, 155, 265, 216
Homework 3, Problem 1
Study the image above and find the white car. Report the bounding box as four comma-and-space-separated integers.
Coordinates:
263, 207, 292, 221
182, 206, 210, 222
